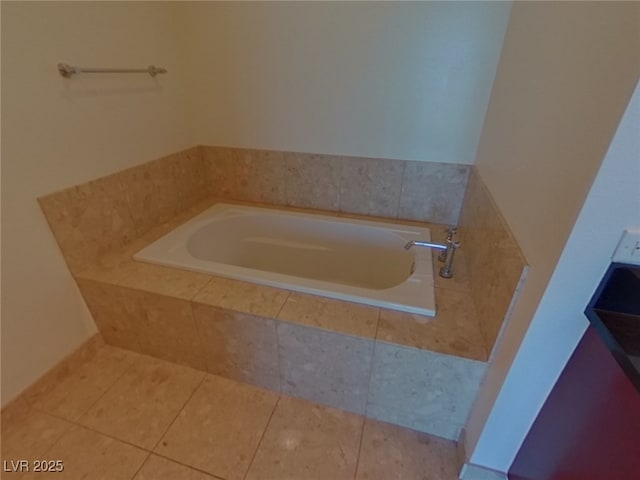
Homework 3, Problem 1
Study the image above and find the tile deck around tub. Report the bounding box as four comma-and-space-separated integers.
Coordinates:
72, 200, 488, 440
1, 341, 462, 480
75, 199, 487, 362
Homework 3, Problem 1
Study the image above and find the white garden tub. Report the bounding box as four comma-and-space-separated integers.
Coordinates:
134, 203, 436, 315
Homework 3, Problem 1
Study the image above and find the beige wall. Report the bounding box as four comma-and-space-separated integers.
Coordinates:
464, 1, 640, 470
0, 0, 512, 407
184, 1, 510, 164
1, 1, 195, 405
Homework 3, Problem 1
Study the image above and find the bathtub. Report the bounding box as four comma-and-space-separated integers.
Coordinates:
134, 203, 436, 315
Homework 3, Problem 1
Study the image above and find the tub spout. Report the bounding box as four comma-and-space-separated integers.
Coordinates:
404, 239, 460, 279
404, 240, 446, 251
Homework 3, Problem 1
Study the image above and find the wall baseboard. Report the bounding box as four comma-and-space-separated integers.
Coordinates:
459, 463, 508, 480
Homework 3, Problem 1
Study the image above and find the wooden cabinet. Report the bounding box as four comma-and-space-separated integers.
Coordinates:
509, 263, 640, 480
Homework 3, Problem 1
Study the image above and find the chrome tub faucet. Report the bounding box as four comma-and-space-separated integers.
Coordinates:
404, 228, 460, 279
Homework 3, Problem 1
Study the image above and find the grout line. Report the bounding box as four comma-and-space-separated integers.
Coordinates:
128, 451, 152, 480
336, 155, 345, 213
31, 408, 155, 452
353, 309, 381, 479
115, 170, 144, 239
363, 315, 380, 422
190, 275, 216, 302
16, 409, 75, 463
151, 451, 227, 480
281, 150, 289, 208
337, 155, 346, 213
283, 151, 291, 206
30, 375, 224, 480
242, 395, 281, 480
150, 373, 208, 453
353, 414, 368, 480
188, 300, 212, 374
273, 316, 285, 394
65, 348, 141, 426
395, 159, 408, 221
274, 291, 291, 319
30, 357, 208, 457
372, 308, 382, 342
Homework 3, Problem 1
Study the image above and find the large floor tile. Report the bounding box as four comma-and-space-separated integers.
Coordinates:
79, 355, 204, 449
246, 395, 363, 480
23, 345, 138, 421
133, 455, 218, 480
156, 375, 278, 480
45, 425, 147, 480
1, 408, 72, 476
356, 419, 460, 480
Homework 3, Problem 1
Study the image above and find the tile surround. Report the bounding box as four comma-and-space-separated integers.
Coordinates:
284, 151, 343, 210
37, 145, 535, 445
234, 148, 288, 204
59, 196, 491, 438
40, 145, 472, 276
377, 288, 487, 362
201, 145, 471, 223
192, 303, 281, 391
277, 292, 379, 339
434, 248, 472, 292
77, 280, 149, 352
367, 341, 487, 440
398, 160, 470, 225
118, 148, 208, 236
129, 290, 208, 370
39, 147, 209, 274
277, 321, 375, 415
458, 167, 528, 357
38, 172, 138, 273
204, 146, 288, 204
193, 276, 290, 318
116, 262, 211, 301
339, 155, 405, 218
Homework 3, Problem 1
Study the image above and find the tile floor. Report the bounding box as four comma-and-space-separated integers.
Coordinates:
1, 344, 461, 480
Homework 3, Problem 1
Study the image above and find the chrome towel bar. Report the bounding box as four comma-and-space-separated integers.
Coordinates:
57, 63, 167, 78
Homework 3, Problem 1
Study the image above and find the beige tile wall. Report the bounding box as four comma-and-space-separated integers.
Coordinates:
39, 147, 208, 273
202, 146, 470, 225
39, 145, 470, 274
458, 167, 529, 357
